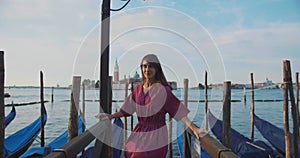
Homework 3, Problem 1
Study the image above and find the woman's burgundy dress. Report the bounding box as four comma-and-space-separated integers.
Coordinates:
120, 83, 189, 158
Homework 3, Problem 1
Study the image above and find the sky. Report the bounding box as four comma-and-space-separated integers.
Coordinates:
1, 0, 300, 87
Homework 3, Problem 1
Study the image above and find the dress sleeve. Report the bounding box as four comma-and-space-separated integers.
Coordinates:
164, 86, 190, 121
120, 92, 136, 117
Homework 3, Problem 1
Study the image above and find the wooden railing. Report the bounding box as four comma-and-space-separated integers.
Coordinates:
45, 120, 238, 158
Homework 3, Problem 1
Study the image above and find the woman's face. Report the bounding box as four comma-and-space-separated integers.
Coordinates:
141, 60, 156, 81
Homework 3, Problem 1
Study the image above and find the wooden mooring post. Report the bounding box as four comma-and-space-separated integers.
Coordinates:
124, 81, 128, 157
222, 81, 231, 148
130, 82, 134, 131
283, 61, 291, 158
296, 72, 299, 121
108, 76, 113, 158
283, 60, 298, 158
243, 87, 246, 104
0, 51, 4, 158
183, 79, 191, 158
92, 0, 111, 157
250, 73, 255, 140
82, 83, 86, 132
204, 70, 208, 131
168, 114, 173, 158
51, 87, 54, 103
68, 76, 81, 142
40, 71, 45, 147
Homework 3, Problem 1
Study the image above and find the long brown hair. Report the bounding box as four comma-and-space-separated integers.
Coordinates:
140, 54, 169, 86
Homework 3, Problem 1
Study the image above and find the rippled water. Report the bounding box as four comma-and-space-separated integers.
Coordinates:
3, 87, 297, 151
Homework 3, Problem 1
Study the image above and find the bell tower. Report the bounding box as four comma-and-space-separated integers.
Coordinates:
113, 58, 119, 83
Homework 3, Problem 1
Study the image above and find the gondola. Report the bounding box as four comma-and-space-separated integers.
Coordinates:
5, 105, 16, 128
20, 117, 84, 158
254, 114, 300, 157
4, 107, 47, 158
208, 110, 282, 158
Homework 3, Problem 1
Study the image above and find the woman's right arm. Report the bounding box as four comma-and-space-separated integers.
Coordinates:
95, 111, 124, 120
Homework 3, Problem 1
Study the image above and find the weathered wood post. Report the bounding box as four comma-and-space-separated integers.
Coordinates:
243, 87, 246, 104
43, 147, 51, 156
183, 79, 191, 158
283, 61, 291, 158
40, 71, 45, 147
124, 80, 128, 156
250, 73, 255, 140
204, 71, 208, 131
222, 81, 231, 148
284, 60, 298, 158
93, 0, 111, 157
81, 82, 86, 155
130, 82, 134, 131
107, 76, 113, 158
168, 81, 175, 158
68, 76, 81, 142
51, 87, 54, 103
82, 83, 86, 132
168, 113, 173, 158
296, 72, 299, 125
0, 51, 4, 158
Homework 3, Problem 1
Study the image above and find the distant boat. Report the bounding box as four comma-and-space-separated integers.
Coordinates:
4, 107, 47, 158
258, 78, 279, 89
4, 93, 10, 98
5, 106, 16, 128
208, 111, 282, 158
254, 114, 300, 157
20, 117, 84, 158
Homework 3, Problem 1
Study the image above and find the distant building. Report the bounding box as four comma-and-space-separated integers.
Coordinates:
113, 71, 142, 90
82, 79, 96, 89
113, 58, 119, 84
112, 59, 142, 89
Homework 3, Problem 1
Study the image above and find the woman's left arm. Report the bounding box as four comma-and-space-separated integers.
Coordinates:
181, 116, 207, 140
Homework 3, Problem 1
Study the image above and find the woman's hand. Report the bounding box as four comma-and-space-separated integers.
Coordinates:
191, 126, 208, 140
181, 116, 208, 140
95, 113, 112, 120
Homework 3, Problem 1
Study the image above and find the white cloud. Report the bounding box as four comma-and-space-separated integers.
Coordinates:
212, 22, 300, 83
215, 22, 300, 55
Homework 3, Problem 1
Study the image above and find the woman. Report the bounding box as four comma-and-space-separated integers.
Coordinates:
95, 54, 207, 158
